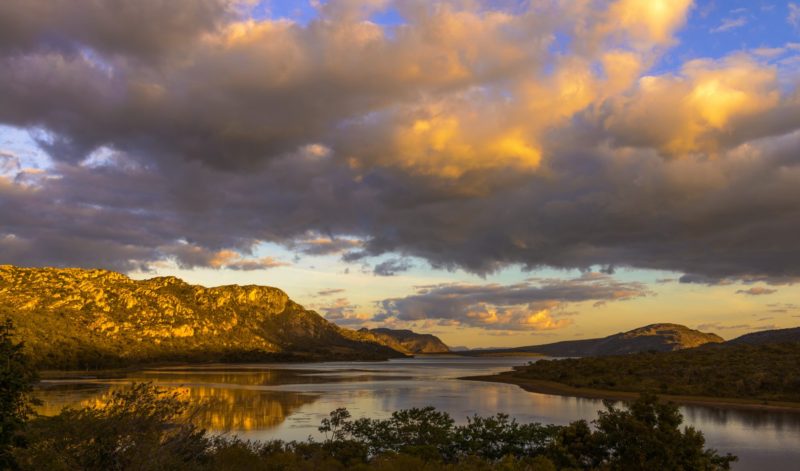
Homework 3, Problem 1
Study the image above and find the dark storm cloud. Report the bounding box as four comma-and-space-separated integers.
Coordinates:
373, 258, 413, 276
0, 0, 799, 284
374, 273, 650, 330
0, 0, 555, 169
0, 0, 235, 58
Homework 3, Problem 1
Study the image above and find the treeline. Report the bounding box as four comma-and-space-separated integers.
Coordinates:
2, 319, 736, 470
509, 342, 800, 402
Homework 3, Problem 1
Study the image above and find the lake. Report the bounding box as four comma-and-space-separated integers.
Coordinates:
35, 355, 800, 470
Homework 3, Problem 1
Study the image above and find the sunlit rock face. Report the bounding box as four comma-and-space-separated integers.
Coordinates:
356, 328, 450, 354
617, 323, 725, 351
0, 265, 405, 368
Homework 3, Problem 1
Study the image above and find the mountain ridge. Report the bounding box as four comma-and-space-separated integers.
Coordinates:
0, 265, 409, 369
358, 327, 450, 354
465, 323, 724, 357
726, 327, 800, 346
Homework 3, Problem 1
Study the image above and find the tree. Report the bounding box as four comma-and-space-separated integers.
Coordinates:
593, 394, 737, 470
0, 319, 38, 470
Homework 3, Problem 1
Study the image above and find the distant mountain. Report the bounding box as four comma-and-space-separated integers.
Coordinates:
469, 324, 723, 357
727, 327, 800, 346
0, 265, 406, 369
358, 328, 450, 354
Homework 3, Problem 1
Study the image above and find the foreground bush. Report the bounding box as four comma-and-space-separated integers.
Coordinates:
15, 384, 208, 470
0, 320, 38, 470
9, 385, 735, 470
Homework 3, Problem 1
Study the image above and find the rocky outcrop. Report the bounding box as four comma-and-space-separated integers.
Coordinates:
356, 328, 450, 354
0, 265, 405, 369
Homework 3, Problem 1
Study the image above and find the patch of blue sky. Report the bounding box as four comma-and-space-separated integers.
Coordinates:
0, 125, 53, 170
252, 0, 319, 23
652, 0, 800, 76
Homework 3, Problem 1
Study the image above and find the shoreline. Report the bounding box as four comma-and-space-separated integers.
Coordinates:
37, 357, 398, 380
462, 373, 800, 413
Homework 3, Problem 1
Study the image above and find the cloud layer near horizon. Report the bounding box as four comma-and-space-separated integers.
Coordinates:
375, 273, 650, 331
1, 0, 800, 285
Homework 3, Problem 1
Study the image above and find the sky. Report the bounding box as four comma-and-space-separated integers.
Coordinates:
1, 0, 800, 348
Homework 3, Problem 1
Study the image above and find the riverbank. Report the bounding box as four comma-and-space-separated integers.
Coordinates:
463, 372, 800, 413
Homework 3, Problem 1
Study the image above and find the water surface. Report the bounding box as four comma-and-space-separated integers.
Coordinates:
36, 356, 800, 470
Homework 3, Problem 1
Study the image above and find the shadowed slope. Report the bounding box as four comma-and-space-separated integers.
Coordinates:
466, 323, 723, 357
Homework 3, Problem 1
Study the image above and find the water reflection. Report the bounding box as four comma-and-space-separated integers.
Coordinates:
34, 356, 800, 471
682, 405, 800, 430
36, 380, 319, 431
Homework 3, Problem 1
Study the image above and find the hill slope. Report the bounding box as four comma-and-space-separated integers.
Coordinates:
472, 323, 723, 357
358, 328, 450, 354
0, 265, 405, 369
477, 342, 800, 404
727, 327, 800, 346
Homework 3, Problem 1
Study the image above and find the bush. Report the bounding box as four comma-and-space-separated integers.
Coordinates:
14, 383, 209, 470
594, 394, 736, 470
0, 319, 39, 470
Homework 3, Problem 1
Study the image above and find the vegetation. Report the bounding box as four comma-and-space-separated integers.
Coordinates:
358, 328, 450, 354
504, 342, 800, 403
0, 265, 408, 370
0, 320, 38, 470
8, 386, 735, 470
2, 318, 737, 470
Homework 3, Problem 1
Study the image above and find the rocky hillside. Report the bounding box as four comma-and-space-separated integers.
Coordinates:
470, 323, 723, 357
357, 328, 450, 354
727, 327, 800, 346
0, 265, 405, 369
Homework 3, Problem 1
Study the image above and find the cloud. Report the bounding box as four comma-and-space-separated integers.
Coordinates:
736, 287, 778, 296
711, 17, 748, 33
0, 0, 798, 285
0, 0, 237, 59
290, 234, 364, 256
601, 55, 781, 156
166, 244, 289, 271
375, 272, 650, 331
373, 258, 413, 276
766, 303, 799, 313
316, 288, 346, 297
695, 322, 778, 332
318, 297, 370, 326
0, 150, 19, 170
790, 3, 800, 29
